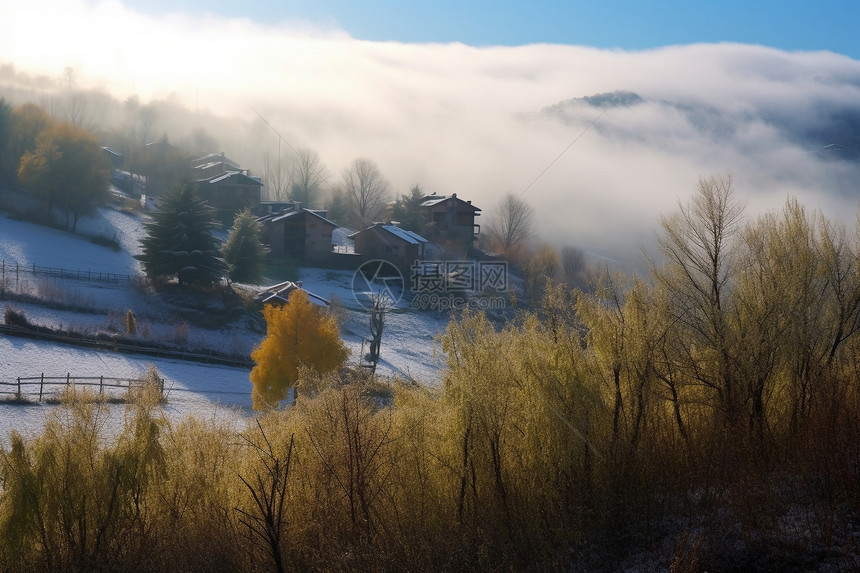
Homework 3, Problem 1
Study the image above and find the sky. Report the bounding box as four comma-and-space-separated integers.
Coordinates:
2, 0, 860, 267
119, 0, 860, 58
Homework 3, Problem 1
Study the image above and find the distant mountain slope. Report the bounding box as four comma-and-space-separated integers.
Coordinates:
543, 90, 860, 160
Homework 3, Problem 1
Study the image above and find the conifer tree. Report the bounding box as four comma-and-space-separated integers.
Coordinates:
136, 183, 226, 287
222, 209, 267, 284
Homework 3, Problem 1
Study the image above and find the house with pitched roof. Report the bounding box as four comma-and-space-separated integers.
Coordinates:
418, 192, 481, 248
193, 170, 264, 222
349, 223, 428, 271
258, 204, 338, 261
191, 152, 242, 179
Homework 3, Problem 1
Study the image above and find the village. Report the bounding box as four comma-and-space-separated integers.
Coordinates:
108, 146, 485, 268
106, 144, 518, 318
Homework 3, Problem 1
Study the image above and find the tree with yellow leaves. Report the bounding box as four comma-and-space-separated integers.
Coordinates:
250, 289, 350, 409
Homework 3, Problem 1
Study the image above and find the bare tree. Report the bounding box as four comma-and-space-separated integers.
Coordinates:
289, 148, 328, 208
66, 92, 88, 127
561, 246, 585, 281
368, 292, 390, 364
236, 421, 294, 573
62, 66, 88, 127
654, 172, 745, 420
263, 150, 292, 201
487, 193, 534, 258
341, 158, 389, 227
39, 94, 61, 119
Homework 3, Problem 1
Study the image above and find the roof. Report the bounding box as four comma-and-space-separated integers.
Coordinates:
266, 208, 338, 228
382, 225, 428, 245
419, 195, 481, 211
257, 280, 330, 306
101, 146, 123, 158
197, 170, 263, 186
349, 224, 428, 245
194, 161, 227, 171
419, 197, 447, 207
191, 153, 241, 169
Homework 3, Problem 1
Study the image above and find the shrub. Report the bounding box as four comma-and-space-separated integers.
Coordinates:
125, 309, 136, 335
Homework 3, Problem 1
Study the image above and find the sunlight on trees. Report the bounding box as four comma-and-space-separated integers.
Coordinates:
2, 103, 50, 184
250, 290, 350, 409
653, 172, 744, 422
17, 120, 109, 231
6, 171, 860, 571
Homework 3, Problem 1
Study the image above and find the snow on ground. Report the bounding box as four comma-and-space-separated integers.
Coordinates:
296, 266, 450, 385
0, 336, 250, 447
0, 207, 143, 275
0, 196, 452, 444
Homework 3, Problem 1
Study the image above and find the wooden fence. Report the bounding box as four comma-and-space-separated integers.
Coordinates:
0, 372, 164, 402
0, 259, 140, 289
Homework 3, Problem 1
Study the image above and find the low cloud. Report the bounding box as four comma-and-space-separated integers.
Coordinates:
3, 0, 860, 267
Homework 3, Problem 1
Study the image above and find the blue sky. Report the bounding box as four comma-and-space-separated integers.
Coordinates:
122, 0, 860, 58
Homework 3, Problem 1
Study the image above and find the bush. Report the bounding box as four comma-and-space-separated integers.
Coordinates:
89, 233, 121, 251
3, 304, 29, 327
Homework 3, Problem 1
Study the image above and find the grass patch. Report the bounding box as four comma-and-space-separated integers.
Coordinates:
0, 393, 39, 405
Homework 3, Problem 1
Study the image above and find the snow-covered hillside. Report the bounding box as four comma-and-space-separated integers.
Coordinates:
0, 197, 450, 444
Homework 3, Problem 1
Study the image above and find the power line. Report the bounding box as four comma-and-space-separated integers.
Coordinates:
518, 109, 606, 198
249, 105, 301, 159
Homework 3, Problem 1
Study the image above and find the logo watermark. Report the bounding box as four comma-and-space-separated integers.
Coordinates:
410, 293, 507, 311
351, 260, 404, 309
351, 259, 511, 311
410, 260, 508, 293
409, 260, 509, 311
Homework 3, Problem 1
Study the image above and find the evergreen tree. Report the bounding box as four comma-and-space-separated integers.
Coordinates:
390, 184, 428, 233
222, 209, 267, 284
136, 183, 227, 287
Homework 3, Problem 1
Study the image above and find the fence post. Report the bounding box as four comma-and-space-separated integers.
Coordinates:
17, 377, 20, 397
100, 375, 104, 395
39, 372, 44, 401
67, 372, 71, 391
